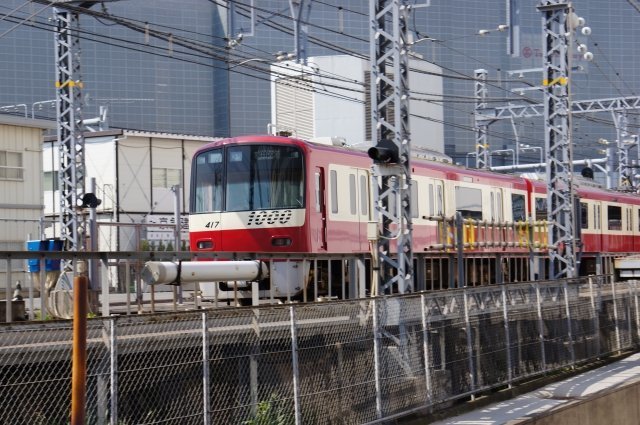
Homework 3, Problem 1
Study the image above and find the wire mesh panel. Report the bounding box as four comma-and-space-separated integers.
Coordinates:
465, 287, 510, 389
613, 282, 635, 351
115, 312, 205, 425
423, 291, 472, 400
0, 321, 73, 425
538, 283, 574, 369
599, 281, 622, 356
374, 296, 429, 418
506, 284, 546, 379
1, 278, 640, 425
206, 306, 294, 425
85, 319, 111, 424
570, 283, 601, 362
295, 300, 377, 424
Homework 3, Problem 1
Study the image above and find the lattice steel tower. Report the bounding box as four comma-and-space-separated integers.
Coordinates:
369, 0, 413, 294
54, 1, 100, 268
538, 1, 576, 279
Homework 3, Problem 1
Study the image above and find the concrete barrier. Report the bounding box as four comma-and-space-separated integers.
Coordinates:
515, 375, 640, 425
0, 300, 25, 322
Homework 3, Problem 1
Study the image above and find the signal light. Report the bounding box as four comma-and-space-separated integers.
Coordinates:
581, 167, 594, 179
368, 139, 400, 164
80, 193, 102, 208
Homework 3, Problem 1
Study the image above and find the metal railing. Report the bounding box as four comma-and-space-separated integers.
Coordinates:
0, 276, 638, 424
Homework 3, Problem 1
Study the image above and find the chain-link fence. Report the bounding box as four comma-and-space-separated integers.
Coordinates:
1, 277, 639, 425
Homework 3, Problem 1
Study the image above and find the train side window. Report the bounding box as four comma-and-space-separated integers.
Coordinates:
314, 172, 322, 213
608, 205, 622, 230
628, 208, 633, 231
595, 205, 601, 230
535, 197, 547, 221
580, 202, 588, 229
349, 174, 357, 215
490, 192, 495, 221
638, 208, 640, 232
360, 174, 368, 216
455, 186, 482, 220
512, 194, 526, 221
411, 181, 419, 218
435, 183, 444, 215
428, 183, 434, 216
330, 170, 338, 213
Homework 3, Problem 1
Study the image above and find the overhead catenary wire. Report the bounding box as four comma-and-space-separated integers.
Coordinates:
0, 3, 541, 110
10, 0, 632, 159
24, 0, 542, 110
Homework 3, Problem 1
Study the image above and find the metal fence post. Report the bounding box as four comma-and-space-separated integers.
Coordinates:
202, 311, 210, 425
588, 276, 601, 356
250, 306, 260, 416
5, 258, 12, 323
535, 283, 546, 371
101, 256, 110, 317
28, 269, 35, 320
456, 212, 465, 288
39, 258, 46, 320
110, 318, 118, 425
463, 288, 476, 395
372, 298, 382, 419
563, 281, 575, 366
501, 284, 512, 386
611, 279, 622, 353
420, 294, 432, 404
289, 306, 301, 424
125, 260, 131, 315
633, 281, 640, 343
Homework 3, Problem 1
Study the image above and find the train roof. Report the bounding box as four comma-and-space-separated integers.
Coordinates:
194, 135, 640, 202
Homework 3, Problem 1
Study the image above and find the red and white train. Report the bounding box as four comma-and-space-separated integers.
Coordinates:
188, 135, 640, 300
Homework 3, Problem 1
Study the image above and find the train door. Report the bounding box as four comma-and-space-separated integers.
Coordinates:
190, 149, 224, 252
313, 166, 327, 250
357, 169, 371, 251
593, 200, 602, 253
625, 205, 633, 252
636, 207, 640, 252
345, 168, 371, 252
490, 188, 504, 240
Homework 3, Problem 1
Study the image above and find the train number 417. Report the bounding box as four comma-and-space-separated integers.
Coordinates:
204, 221, 220, 228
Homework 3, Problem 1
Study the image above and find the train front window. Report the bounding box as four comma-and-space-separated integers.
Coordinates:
193, 149, 224, 213
226, 145, 304, 211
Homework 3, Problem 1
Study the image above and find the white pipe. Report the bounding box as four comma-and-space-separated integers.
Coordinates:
490, 157, 607, 171
142, 261, 269, 285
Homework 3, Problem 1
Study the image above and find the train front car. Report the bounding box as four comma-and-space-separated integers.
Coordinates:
189, 135, 309, 301
191, 136, 307, 252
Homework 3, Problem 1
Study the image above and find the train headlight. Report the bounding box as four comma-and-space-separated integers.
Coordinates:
196, 240, 213, 249
271, 237, 292, 247
368, 139, 400, 164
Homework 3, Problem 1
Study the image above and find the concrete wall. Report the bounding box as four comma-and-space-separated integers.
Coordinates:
516, 377, 640, 425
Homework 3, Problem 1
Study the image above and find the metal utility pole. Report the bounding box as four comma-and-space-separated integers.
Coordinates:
474, 69, 490, 169
289, 0, 312, 64
538, 1, 576, 279
369, 0, 413, 294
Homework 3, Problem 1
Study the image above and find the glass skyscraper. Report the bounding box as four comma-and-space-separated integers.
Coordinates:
1, 0, 639, 163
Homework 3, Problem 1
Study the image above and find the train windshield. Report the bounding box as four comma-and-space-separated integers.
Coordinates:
193, 144, 304, 213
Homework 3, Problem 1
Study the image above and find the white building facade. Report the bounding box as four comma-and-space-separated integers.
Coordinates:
43, 130, 219, 253
270, 55, 445, 152
0, 115, 55, 294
